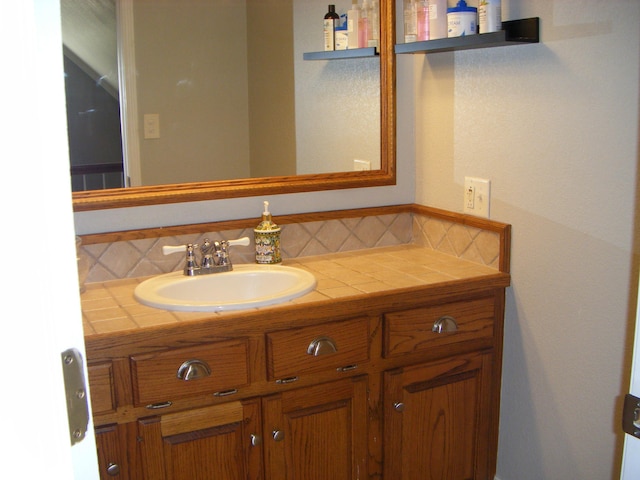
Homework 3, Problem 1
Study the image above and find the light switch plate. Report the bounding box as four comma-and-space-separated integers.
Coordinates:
353, 159, 371, 171
143, 113, 160, 139
463, 177, 491, 218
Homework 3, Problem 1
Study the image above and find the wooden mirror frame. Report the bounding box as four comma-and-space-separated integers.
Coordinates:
72, 0, 395, 212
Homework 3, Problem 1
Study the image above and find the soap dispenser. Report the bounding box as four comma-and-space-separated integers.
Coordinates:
254, 201, 282, 264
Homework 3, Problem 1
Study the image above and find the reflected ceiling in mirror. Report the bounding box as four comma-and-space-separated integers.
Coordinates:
68, 0, 395, 211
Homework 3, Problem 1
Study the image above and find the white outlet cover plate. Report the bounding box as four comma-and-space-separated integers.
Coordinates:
463, 177, 491, 218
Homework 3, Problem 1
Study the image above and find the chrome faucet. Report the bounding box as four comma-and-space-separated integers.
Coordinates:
163, 236, 250, 276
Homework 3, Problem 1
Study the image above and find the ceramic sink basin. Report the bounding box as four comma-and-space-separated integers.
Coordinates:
134, 264, 317, 312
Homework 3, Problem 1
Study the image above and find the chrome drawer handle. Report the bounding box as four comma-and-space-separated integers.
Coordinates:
432, 315, 458, 334
213, 389, 238, 397
337, 364, 358, 373
176, 359, 211, 381
307, 336, 338, 356
276, 376, 299, 385
146, 401, 173, 410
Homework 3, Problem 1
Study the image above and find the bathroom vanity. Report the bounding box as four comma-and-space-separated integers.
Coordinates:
82, 213, 510, 480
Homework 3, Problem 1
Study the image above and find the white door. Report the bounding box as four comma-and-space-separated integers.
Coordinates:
1, 1, 99, 478
621, 273, 640, 478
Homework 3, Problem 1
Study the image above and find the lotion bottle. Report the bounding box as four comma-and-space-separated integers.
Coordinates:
358, 0, 370, 48
368, 0, 379, 49
428, 0, 447, 40
403, 0, 417, 43
254, 201, 281, 264
324, 4, 339, 51
478, 0, 501, 34
417, 0, 429, 41
347, 0, 360, 49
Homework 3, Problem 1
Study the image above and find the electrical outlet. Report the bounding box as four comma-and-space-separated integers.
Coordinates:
353, 159, 371, 171
463, 177, 491, 218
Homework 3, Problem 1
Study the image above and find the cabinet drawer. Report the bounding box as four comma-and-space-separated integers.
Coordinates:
266, 317, 370, 380
384, 296, 495, 358
130, 339, 249, 406
88, 362, 116, 415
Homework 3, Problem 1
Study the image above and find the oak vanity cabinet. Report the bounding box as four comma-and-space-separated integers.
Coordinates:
88, 362, 131, 479
91, 317, 372, 480
262, 317, 370, 480
382, 295, 502, 480
86, 286, 506, 480
136, 400, 262, 479
131, 339, 257, 479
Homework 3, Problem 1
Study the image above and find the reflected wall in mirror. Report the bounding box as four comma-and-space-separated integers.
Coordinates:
68, 0, 395, 211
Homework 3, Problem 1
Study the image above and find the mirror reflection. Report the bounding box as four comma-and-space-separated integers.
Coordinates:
62, 0, 381, 192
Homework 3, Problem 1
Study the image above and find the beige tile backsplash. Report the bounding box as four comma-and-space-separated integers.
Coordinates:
79, 212, 500, 284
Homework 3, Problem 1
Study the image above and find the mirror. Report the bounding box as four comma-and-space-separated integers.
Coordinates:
67, 0, 395, 212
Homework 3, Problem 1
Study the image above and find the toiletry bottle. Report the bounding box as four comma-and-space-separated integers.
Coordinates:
404, 0, 417, 43
324, 4, 339, 51
447, 0, 477, 38
368, 0, 379, 49
335, 14, 349, 50
478, 0, 501, 34
347, 0, 360, 49
428, 0, 447, 40
358, 0, 370, 48
417, 0, 429, 41
254, 201, 281, 264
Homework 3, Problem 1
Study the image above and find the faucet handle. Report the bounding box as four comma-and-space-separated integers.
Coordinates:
162, 243, 200, 276
162, 244, 198, 256
225, 237, 250, 247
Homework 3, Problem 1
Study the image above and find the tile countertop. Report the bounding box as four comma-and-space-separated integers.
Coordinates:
81, 244, 506, 337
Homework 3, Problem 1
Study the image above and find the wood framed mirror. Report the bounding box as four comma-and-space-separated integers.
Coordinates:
70, 0, 395, 212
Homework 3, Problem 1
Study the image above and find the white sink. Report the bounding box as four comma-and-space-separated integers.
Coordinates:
134, 264, 317, 312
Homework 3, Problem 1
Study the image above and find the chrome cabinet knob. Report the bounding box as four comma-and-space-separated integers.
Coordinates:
176, 359, 211, 381
432, 315, 458, 334
394, 402, 405, 412
307, 336, 338, 356
106, 463, 120, 476
250, 434, 262, 446
272, 430, 285, 442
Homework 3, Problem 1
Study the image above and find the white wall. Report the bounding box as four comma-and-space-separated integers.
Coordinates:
134, 0, 251, 184
293, 0, 380, 175
414, 1, 640, 478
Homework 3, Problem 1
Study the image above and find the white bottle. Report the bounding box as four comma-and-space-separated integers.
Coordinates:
428, 0, 447, 40
404, 0, 417, 43
347, 0, 360, 49
478, 0, 501, 34
368, 0, 379, 48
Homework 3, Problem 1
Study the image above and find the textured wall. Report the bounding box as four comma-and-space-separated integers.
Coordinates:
413, 1, 640, 478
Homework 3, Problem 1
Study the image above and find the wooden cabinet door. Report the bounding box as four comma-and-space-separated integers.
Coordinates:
384, 352, 494, 480
95, 424, 129, 480
137, 399, 263, 480
262, 376, 368, 480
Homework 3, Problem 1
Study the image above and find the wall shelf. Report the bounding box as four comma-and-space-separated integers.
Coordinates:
303, 47, 378, 61
395, 17, 539, 55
